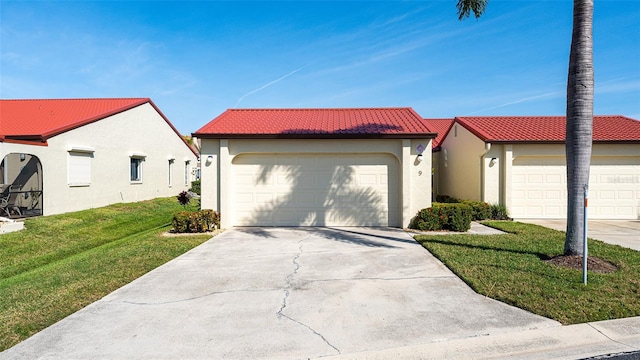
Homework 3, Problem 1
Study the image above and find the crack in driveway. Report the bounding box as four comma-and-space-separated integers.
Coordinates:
277, 236, 340, 354
119, 288, 281, 306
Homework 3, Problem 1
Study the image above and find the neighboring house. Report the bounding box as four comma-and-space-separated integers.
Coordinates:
194, 108, 436, 228
0, 98, 198, 217
425, 116, 640, 220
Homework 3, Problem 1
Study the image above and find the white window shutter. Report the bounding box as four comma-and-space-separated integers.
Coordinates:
68, 152, 92, 186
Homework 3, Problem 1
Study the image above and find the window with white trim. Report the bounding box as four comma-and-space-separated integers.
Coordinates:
168, 159, 174, 187
184, 160, 190, 186
130, 157, 143, 182
68, 149, 94, 186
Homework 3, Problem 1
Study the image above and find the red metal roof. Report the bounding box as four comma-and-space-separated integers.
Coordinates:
455, 115, 640, 143
194, 108, 436, 138
422, 118, 454, 149
0, 98, 198, 155
0, 98, 149, 141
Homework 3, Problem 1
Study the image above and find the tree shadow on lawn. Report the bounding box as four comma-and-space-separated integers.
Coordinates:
418, 237, 553, 261
418, 237, 618, 280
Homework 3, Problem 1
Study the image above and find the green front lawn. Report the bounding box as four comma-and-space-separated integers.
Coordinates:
414, 221, 640, 325
0, 198, 213, 351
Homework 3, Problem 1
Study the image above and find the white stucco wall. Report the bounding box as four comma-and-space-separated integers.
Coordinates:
200, 138, 432, 228
0, 103, 198, 216
483, 146, 502, 205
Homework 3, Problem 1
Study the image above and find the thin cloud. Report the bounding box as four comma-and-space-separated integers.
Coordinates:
235, 65, 307, 107
596, 77, 640, 95
464, 90, 563, 115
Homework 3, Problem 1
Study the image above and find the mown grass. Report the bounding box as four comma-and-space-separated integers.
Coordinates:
0, 198, 213, 351
414, 221, 640, 325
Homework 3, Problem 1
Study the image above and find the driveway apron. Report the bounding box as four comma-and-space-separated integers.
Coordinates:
2, 227, 559, 359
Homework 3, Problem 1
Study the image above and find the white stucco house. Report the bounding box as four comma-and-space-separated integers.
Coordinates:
0, 98, 198, 217
425, 116, 640, 220
194, 108, 436, 228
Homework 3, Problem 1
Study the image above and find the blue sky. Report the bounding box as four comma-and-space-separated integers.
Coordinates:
1, 1, 639, 134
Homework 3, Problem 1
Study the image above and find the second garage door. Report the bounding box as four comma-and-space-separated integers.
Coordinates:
232, 153, 400, 226
511, 156, 640, 219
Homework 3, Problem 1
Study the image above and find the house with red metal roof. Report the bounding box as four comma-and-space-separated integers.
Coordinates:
194, 108, 436, 228
427, 115, 640, 220
0, 98, 198, 217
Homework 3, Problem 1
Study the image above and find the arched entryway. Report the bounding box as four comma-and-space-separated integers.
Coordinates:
1, 153, 43, 218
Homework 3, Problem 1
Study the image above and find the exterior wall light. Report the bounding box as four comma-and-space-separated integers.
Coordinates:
489, 157, 497, 166
205, 155, 214, 165
416, 154, 423, 163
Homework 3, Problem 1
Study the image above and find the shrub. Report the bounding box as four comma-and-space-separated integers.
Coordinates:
434, 195, 511, 221
409, 208, 442, 231
445, 203, 472, 231
172, 210, 221, 233
177, 191, 191, 208
409, 203, 472, 232
435, 195, 460, 203
172, 212, 191, 233
461, 200, 492, 220
490, 204, 510, 220
190, 180, 201, 195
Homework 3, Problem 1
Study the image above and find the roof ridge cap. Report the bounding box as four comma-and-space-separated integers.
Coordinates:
0, 97, 149, 102
227, 107, 414, 111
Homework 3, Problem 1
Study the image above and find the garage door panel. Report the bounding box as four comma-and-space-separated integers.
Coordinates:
232, 153, 399, 226
546, 174, 562, 183
528, 174, 544, 184
512, 156, 639, 219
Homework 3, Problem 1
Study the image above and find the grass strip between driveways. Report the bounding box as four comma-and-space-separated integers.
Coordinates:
0, 198, 213, 351
414, 221, 640, 325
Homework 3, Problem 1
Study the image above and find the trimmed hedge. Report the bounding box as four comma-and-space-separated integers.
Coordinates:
172, 210, 220, 233
409, 203, 472, 232
434, 195, 511, 221
461, 200, 492, 221
190, 180, 201, 195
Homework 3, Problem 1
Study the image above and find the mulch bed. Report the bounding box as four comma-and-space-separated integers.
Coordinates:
545, 255, 618, 273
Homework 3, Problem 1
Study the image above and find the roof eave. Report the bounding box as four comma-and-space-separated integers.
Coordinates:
1, 136, 48, 146
484, 139, 640, 144
193, 132, 437, 140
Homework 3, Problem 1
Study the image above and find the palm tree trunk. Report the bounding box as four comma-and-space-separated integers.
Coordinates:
565, 0, 594, 255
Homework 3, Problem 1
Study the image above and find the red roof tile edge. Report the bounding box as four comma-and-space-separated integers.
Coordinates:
1, 98, 199, 156
454, 115, 640, 143
193, 107, 437, 138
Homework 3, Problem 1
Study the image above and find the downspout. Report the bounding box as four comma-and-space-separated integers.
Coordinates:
480, 143, 491, 202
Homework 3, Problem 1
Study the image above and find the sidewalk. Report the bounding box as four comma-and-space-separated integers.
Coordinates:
318, 316, 640, 360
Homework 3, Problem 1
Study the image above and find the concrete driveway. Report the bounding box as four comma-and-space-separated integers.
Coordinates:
517, 220, 640, 251
1, 227, 559, 359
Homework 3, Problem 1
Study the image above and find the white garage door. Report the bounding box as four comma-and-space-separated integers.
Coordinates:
232, 153, 400, 226
511, 156, 640, 219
